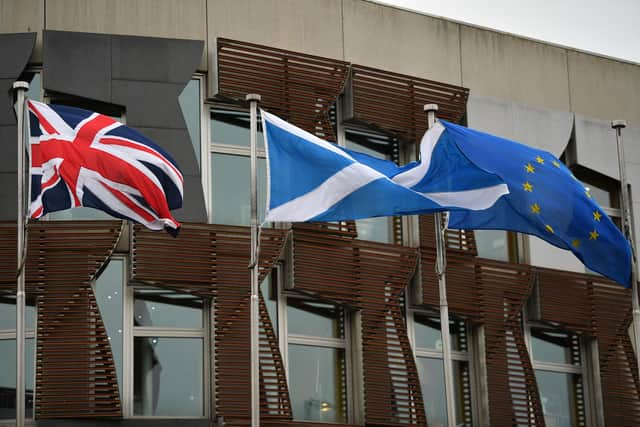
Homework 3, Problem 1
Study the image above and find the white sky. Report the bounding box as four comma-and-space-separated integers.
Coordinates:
373, 0, 640, 63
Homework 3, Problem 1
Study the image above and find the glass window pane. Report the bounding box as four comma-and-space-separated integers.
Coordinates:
536, 370, 582, 427
211, 153, 266, 226
94, 259, 124, 393
287, 300, 344, 339
133, 289, 203, 329
0, 338, 35, 419
475, 230, 509, 261
211, 110, 264, 149
417, 357, 471, 427
179, 79, 201, 166
0, 294, 36, 331
414, 314, 466, 352
288, 344, 347, 423
26, 73, 41, 102
261, 275, 277, 333
48, 207, 114, 221
355, 217, 391, 243
134, 337, 204, 416
531, 329, 580, 365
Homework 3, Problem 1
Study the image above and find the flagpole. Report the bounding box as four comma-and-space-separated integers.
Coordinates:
246, 93, 261, 427
425, 104, 456, 427
611, 119, 640, 375
13, 81, 29, 427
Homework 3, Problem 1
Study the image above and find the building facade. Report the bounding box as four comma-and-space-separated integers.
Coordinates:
1, 0, 640, 426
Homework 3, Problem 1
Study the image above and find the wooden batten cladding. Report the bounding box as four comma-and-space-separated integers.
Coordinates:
0, 221, 123, 419
345, 65, 469, 143
419, 215, 640, 425
216, 38, 350, 142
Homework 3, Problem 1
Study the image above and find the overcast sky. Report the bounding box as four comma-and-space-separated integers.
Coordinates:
374, 0, 640, 63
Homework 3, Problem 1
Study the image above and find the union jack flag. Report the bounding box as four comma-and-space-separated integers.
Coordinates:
28, 100, 183, 235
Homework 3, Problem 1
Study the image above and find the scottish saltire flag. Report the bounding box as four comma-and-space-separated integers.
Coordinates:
27, 100, 183, 235
262, 110, 509, 222
439, 120, 632, 287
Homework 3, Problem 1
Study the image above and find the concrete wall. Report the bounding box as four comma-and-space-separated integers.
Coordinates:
0, 0, 44, 61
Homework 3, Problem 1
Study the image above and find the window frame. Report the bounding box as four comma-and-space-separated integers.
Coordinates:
273, 265, 359, 424
406, 306, 478, 426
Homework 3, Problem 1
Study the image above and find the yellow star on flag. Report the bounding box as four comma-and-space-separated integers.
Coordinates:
536, 156, 545, 164
552, 160, 561, 168
545, 224, 554, 234
572, 239, 580, 248
530, 203, 541, 214
525, 163, 535, 173
589, 230, 599, 240
523, 181, 533, 192
593, 211, 602, 222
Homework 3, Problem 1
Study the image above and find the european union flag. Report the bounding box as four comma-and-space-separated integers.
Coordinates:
442, 120, 632, 287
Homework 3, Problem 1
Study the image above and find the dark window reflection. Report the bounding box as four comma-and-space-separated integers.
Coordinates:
288, 344, 346, 423
414, 313, 468, 352
133, 289, 203, 329
287, 300, 344, 339
133, 337, 204, 416
211, 109, 264, 149
531, 329, 581, 365
536, 370, 582, 427
0, 338, 35, 419
179, 79, 201, 166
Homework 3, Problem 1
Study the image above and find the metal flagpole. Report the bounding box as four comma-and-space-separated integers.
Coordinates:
13, 80, 29, 427
611, 119, 640, 376
246, 93, 261, 427
425, 104, 456, 427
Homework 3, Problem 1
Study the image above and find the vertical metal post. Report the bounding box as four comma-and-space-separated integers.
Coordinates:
425, 104, 456, 427
13, 81, 29, 427
611, 119, 640, 376
246, 93, 261, 427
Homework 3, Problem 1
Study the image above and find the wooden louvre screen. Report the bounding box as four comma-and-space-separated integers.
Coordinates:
216, 38, 350, 142
291, 225, 426, 426
131, 223, 291, 425
537, 272, 640, 425
0, 221, 124, 419
347, 64, 469, 143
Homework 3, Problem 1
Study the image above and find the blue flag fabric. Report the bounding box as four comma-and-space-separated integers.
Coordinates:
262, 110, 509, 223
441, 120, 632, 287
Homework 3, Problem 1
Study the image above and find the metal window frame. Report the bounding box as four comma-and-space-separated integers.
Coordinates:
275, 265, 358, 423
120, 254, 211, 419
525, 321, 593, 426
406, 305, 479, 425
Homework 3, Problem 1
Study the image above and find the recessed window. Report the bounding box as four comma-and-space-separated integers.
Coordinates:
530, 327, 586, 427
411, 313, 473, 426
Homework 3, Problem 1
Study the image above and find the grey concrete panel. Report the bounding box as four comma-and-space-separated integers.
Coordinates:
568, 51, 640, 127
43, 30, 111, 103
0, 77, 17, 126
46, 0, 207, 70
622, 126, 640, 166
0, 126, 17, 172
0, 172, 17, 220
467, 95, 573, 156
342, 0, 461, 84
574, 115, 620, 180
112, 36, 203, 84
111, 80, 185, 129
171, 174, 207, 222
0, 0, 43, 62
461, 25, 570, 111
0, 33, 36, 78
132, 127, 200, 176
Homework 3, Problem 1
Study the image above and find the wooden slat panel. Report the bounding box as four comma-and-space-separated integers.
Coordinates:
217, 38, 349, 142
349, 65, 469, 143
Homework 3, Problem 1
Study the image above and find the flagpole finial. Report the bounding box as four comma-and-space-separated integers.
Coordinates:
424, 103, 438, 113
612, 119, 627, 129
246, 93, 261, 102
13, 81, 29, 91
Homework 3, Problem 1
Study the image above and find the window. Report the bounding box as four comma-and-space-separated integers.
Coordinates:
209, 108, 266, 225
269, 270, 354, 423
529, 327, 586, 427
475, 230, 518, 262
409, 312, 473, 427
343, 127, 398, 243
0, 294, 36, 420
94, 257, 210, 418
